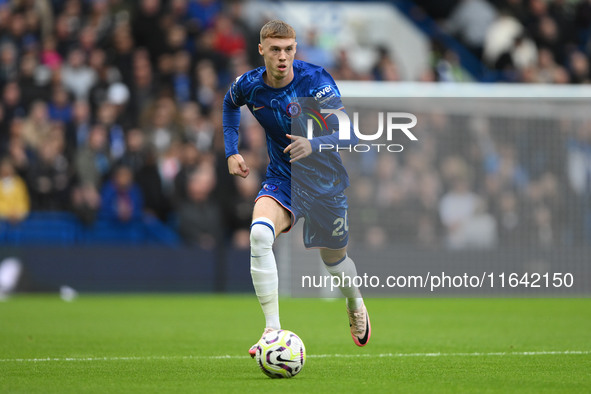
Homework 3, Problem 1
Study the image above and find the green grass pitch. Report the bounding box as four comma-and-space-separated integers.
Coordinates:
1, 295, 590, 393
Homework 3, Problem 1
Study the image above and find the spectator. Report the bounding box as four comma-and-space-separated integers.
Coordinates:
568, 51, 590, 84
6, 118, 32, 175
483, 10, 524, 68
75, 123, 111, 189
66, 99, 92, 153
443, 0, 498, 59
99, 164, 144, 223
109, 24, 135, 86
435, 49, 473, 82
2, 82, 26, 124
187, 0, 221, 31
143, 96, 183, 156
18, 53, 50, 107
129, 51, 157, 125
193, 59, 218, 114
575, 0, 591, 51
193, 28, 228, 76
439, 175, 498, 249
0, 157, 30, 223
165, 24, 190, 54
40, 36, 62, 70
60, 47, 97, 100
172, 50, 192, 104
156, 52, 174, 89
371, 46, 400, 81
331, 48, 361, 80
78, 26, 98, 56
226, 0, 261, 67
96, 101, 125, 160
169, 0, 191, 26
88, 57, 116, 116
107, 82, 132, 129
73, 123, 111, 224
86, 0, 113, 44
180, 101, 214, 152
132, 0, 167, 64
176, 161, 221, 249
508, 34, 538, 72
47, 85, 72, 123
136, 147, 171, 222
21, 100, 52, 152
173, 142, 202, 203
6, 11, 27, 49
348, 176, 384, 249
532, 15, 563, 64
16, 0, 54, 40
0, 42, 18, 85
27, 138, 71, 211
117, 128, 146, 175
535, 48, 559, 83
493, 190, 525, 246
298, 28, 335, 70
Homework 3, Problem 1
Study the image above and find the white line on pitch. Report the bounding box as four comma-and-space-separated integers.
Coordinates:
0, 350, 589, 363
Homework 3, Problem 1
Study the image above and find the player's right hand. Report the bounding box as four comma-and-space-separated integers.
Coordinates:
227, 154, 250, 178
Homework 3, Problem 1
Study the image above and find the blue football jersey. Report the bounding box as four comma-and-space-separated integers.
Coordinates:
223, 60, 355, 197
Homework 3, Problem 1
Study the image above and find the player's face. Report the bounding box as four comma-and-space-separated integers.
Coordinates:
259, 37, 297, 87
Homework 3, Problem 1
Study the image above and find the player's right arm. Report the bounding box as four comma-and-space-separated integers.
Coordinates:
223, 75, 250, 178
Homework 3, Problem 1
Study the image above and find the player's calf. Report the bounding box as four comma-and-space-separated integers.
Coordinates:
250, 218, 281, 330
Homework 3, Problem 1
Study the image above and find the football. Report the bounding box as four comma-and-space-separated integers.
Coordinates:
255, 329, 306, 378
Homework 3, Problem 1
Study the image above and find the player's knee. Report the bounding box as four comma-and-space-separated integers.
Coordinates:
320, 248, 347, 265
250, 217, 275, 255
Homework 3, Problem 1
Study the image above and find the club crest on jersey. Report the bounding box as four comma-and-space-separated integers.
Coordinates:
263, 184, 278, 192
286, 102, 302, 118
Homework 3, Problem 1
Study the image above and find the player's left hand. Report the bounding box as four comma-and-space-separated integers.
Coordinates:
284, 134, 312, 163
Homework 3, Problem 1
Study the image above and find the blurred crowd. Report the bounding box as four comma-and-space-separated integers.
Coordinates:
0, 0, 590, 250
345, 107, 591, 249
418, 0, 591, 83
0, 0, 265, 249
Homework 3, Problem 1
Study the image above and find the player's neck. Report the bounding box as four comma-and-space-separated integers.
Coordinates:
263, 69, 294, 89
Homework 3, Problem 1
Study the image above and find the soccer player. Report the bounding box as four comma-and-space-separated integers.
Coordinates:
222, 20, 371, 355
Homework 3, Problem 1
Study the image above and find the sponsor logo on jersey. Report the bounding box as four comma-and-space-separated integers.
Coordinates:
315, 85, 333, 99
264, 184, 279, 192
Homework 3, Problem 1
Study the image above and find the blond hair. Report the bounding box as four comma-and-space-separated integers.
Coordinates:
260, 20, 296, 42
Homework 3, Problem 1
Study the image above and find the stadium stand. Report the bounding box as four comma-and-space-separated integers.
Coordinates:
0, 0, 590, 255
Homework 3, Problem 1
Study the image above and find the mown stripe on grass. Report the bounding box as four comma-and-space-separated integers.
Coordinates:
1, 350, 589, 363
